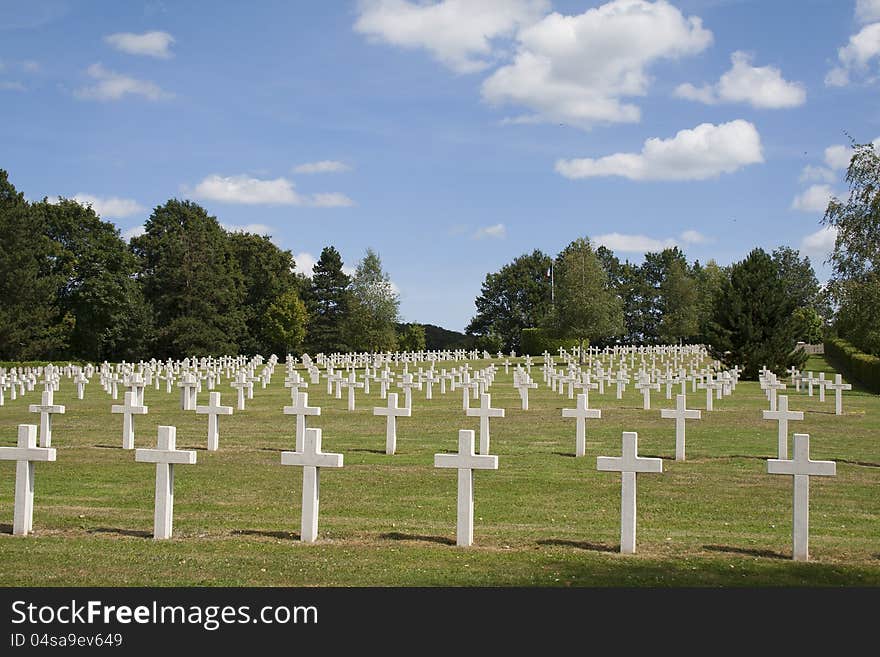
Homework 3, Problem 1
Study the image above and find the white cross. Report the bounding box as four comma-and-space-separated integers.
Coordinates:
423, 370, 438, 400
597, 431, 663, 554
465, 393, 505, 455
0, 425, 56, 536
28, 389, 65, 448
373, 392, 411, 455
636, 377, 660, 410
111, 391, 149, 450
374, 370, 392, 399
660, 394, 701, 461
230, 372, 248, 410
284, 392, 321, 452
284, 372, 307, 403
434, 429, 498, 547
562, 393, 602, 457
125, 372, 146, 406
817, 372, 826, 402
824, 374, 852, 416
281, 427, 343, 543
762, 394, 803, 459
135, 426, 197, 540
398, 373, 420, 410
74, 372, 89, 400
805, 371, 815, 397
514, 375, 537, 410
341, 371, 364, 411
178, 372, 198, 410
615, 370, 629, 400
767, 433, 836, 561
195, 391, 233, 451
765, 378, 786, 411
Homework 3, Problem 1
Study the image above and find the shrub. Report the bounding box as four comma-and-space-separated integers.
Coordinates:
825, 336, 880, 393
520, 328, 580, 356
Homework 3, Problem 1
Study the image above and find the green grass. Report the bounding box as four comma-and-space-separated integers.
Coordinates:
0, 354, 878, 586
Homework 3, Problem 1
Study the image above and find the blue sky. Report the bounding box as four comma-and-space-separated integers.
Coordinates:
2, 0, 879, 331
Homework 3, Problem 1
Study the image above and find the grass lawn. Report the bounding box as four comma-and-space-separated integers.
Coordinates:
0, 353, 878, 586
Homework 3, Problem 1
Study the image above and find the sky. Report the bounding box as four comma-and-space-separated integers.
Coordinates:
2, 0, 879, 332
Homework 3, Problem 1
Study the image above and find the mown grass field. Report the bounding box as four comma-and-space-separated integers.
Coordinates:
0, 354, 878, 586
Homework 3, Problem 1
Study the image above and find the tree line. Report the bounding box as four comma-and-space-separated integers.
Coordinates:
0, 170, 413, 362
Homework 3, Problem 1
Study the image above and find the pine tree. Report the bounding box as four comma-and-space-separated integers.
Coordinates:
304, 246, 352, 354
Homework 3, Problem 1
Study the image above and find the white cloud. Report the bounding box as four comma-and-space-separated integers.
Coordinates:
69, 194, 145, 219
825, 21, 880, 86
0, 81, 25, 91
104, 31, 175, 58
555, 119, 763, 181
122, 225, 146, 241
595, 233, 677, 252
679, 229, 710, 244
222, 223, 274, 235
293, 160, 352, 174
857, 0, 880, 24
824, 144, 853, 170
800, 226, 838, 258
309, 192, 355, 207
799, 165, 836, 183
354, 0, 548, 74
294, 252, 318, 277
75, 63, 172, 101
674, 51, 805, 109
791, 184, 834, 213
473, 223, 506, 239
481, 0, 712, 128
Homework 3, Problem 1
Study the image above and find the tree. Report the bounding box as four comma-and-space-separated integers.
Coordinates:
822, 139, 880, 355
707, 248, 804, 379
466, 249, 552, 352
692, 259, 728, 343
131, 199, 245, 357
227, 230, 299, 355
0, 171, 69, 360
33, 197, 152, 361
657, 258, 699, 343
397, 323, 426, 352
546, 237, 624, 360
791, 306, 824, 344
349, 248, 399, 352
263, 289, 307, 355
304, 246, 352, 354
772, 246, 825, 314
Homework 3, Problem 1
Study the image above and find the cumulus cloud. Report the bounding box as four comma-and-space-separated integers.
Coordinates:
473, 223, 506, 239
104, 31, 175, 58
188, 175, 355, 207
75, 63, 172, 101
825, 21, 880, 86
595, 233, 676, 252
481, 0, 712, 128
555, 119, 763, 181
799, 165, 837, 184
791, 184, 834, 213
824, 144, 853, 170
354, 0, 548, 74
293, 160, 352, 174
310, 192, 355, 207
294, 252, 318, 277
122, 225, 146, 241
67, 194, 145, 219
222, 223, 274, 235
674, 51, 805, 108
800, 226, 838, 258
857, 0, 880, 24
679, 229, 710, 244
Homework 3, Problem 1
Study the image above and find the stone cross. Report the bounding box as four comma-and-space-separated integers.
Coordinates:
195, 391, 233, 451
465, 393, 505, 455
178, 372, 198, 411
817, 372, 826, 403
660, 394, 701, 461
230, 371, 248, 410
767, 433, 836, 561
762, 394, 803, 459
28, 389, 66, 448
765, 377, 786, 412
0, 425, 56, 536
636, 377, 660, 410
824, 374, 852, 416
423, 370, 438, 400
341, 371, 364, 411
280, 427, 343, 543
374, 370, 392, 399
74, 372, 89, 400
597, 431, 663, 554
434, 429, 498, 547
135, 426, 197, 540
111, 391, 149, 450
284, 392, 321, 452
373, 392, 411, 455
398, 373, 420, 410
562, 393, 602, 457
514, 375, 537, 410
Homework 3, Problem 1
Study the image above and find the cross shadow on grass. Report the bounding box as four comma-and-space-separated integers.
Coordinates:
349, 448, 388, 455
88, 527, 152, 539
232, 529, 299, 541
380, 531, 456, 546
0, 523, 12, 534
703, 544, 787, 560
552, 452, 577, 458
537, 538, 618, 553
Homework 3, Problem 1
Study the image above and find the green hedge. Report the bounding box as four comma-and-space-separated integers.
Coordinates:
824, 336, 880, 393
520, 328, 581, 356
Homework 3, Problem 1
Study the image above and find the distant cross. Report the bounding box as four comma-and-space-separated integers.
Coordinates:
284, 372, 307, 404
281, 427, 344, 543
195, 391, 233, 451
804, 371, 816, 397
636, 376, 660, 410
178, 372, 198, 411
465, 393, 505, 455
0, 424, 56, 536
398, 373, 420, 410
597, 431, 663, 554
660, 394, 701, 461
125, 372, 146, 406
28, 389, 66, 448
562, 393, 602, 457
230, 371, 248, 411
284, 392, 321, 452
573, 372, 598, 407
434, 429, 498, 547
135, 426, 197, 540
111, 391, 149, 450
763, 394, 803, 459
824, 374, 852, 416
767, 433, 836, 561
615, 370, 629, 400
74, 371, 89, 400
765, 377, 786, 412
373, 392, 411, 455
423, 370, 438, 400
514, 374, 537, 410
374, 370, 392, 399
341, 371, 364, 411
817, 372, 826, 403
